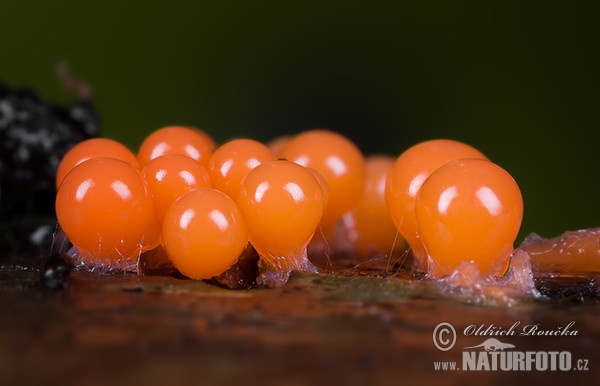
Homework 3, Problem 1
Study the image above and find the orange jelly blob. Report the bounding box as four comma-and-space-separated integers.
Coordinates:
56, 157, 161, 269
236, 160, 324, 272
343, 155, 405, 257
415, 158, 523, 277
385, 139, 487, 267
137, 126, 215, 168
161, 188, 248, 280
279, 129, 365, 228
141, 154, 212, 223
208, 138, 276, 199
55, 138, 139, 189
519, 228, 600, 275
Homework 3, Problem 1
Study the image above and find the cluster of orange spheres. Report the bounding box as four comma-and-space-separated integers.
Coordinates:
55, 126, 523, 284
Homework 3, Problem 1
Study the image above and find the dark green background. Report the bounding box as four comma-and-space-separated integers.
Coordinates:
1, 0, 598, 242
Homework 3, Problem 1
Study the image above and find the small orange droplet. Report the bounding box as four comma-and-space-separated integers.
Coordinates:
56, 157, 161, 269
415, 158, 523, 277
385, 139, 487, 269
237, 160, 324, 279
137, 126, 215, 168
343, 155, 406, 257
161, 188, 248, 279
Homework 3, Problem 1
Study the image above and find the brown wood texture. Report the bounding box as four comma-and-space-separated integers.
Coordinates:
1, 262, 599, 386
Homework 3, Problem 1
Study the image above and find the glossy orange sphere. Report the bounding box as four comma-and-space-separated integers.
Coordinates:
385, 139, 487, 265
55, 138, 139, 189
56, 157, 161, 268
279, 129, 365, 228
161, 188, 248, 279
141, 154, 212, 222
237, 160, 324, 270
343, 155, 405, 256
415, 158, 523, 277
208, 138, 276, 199
137, 126, 215, 168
